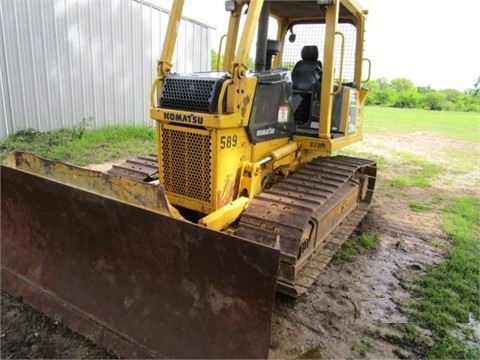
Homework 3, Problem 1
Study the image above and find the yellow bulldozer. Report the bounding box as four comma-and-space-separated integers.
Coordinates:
1, 0, 376, 358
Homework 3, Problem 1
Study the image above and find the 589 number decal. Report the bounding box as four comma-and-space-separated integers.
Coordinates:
220, 135, 238, 149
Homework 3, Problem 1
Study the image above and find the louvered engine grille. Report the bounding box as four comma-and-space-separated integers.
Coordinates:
161, 127, 212, 203
160, 77, 225, 113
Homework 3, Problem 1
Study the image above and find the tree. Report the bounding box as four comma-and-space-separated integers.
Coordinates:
364, 78, 395, 106
211, 50, 223, 70
420, 91, 445, 111
211, 49, 254, 71
393, 90, 419, 109
362, 77, 479, 112
391, 78, 415, 92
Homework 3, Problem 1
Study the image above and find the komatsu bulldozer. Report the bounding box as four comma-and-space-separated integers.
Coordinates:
1, 0, 376, 358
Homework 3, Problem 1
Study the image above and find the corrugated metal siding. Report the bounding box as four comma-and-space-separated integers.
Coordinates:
0, 0, 212, 139
0, 10, 11, 137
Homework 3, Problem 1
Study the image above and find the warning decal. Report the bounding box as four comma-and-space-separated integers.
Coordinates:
278, 105, 289, 123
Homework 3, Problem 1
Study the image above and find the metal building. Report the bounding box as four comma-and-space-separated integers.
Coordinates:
0, 0, 212, 139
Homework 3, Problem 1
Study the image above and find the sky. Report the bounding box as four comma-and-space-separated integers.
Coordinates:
154, 0, 479, 91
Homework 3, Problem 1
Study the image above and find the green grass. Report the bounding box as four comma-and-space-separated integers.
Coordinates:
386, 152, 443, 189
429, 238, 444, 249
364, 106, 480, 142
351, 336, 373, 358
343, 107, 476, 191
447, 147, 480, 174
0, 125, 157, 166
402, 196, 480, 358
336, 148, 387, 172
409, 201, 432, 212
370, 323, 431, 358
387, 167, 441, 189
387, 176, 409, 188
348, 107, 479, 358
334, 233, 380, 263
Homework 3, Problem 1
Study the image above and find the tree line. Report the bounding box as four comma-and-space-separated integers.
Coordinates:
364, 77, 480, 112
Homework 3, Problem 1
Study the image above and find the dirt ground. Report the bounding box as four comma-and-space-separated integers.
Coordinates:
1, 131, 478, 359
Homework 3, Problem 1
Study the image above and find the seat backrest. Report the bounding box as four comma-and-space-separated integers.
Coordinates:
292, 45, 322, 91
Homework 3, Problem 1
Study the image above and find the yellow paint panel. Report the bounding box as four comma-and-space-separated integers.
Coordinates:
215, 127, 252, 209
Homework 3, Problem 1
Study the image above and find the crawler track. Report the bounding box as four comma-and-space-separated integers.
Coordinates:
107, 154, 376, 297
236, 156, 376, 296
107, 154, 158, 181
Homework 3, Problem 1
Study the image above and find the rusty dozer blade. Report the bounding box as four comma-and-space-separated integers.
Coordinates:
1, 153, 280, 359
13, 152, 172, 216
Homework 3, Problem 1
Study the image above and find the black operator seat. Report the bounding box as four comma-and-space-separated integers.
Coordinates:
292, 45, 322, 91
291, 45, 322, 124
